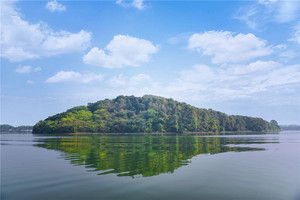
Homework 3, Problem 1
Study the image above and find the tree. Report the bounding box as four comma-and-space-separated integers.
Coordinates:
190, 116, 198, 131
269, 120, 280, 131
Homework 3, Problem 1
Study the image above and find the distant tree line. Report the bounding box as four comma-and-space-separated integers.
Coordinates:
33, 95, 281, 134
280, 125, 300, 131
0, 124, 33, 132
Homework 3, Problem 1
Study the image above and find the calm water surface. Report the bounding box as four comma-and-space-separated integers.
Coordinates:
1, 132, 300, 200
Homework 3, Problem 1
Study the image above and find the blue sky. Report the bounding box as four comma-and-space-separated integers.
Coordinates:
1, 0, 300, 126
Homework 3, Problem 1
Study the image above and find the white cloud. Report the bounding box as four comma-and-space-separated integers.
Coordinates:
45, 71, 104, 83
83, 35, 158, 68
290, 23, 300, 45
166, 61, 300, 101
236, 0, 300, 29
234, 6, 260, 29
188, 31, 271, 64
272, 44, 298, 62
15, 65, 41, 73
15, 66, 32, 73
116, 0, 145, 10
258, 0, 278, 5
132, 0, 145, 10
229, 60, 279, 75
167, 32, 193, 45
130, 73, 152, 85
26, 80, 35, 84
107, 73, 152, 87
107, 74, 127, 87
279, 50, 297, 61
1, 0, 91, 62
116, 0, 123, 5
51, 61, 300, 110
272, 0, 300, 23
33, 67, 42, 72
42, 30, 91, 53
46, 0, 66, 12
46, 71, 81, 83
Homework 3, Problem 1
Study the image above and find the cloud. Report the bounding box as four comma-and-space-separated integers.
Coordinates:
65, 73, 155, 102
272, 44, 298, 62
132, 0, 145, 10
33, 67, 42, 72
165, 61, 300, 101
107, 73, 152, 87
83, 35, 158, 68
129, 73, 152, 85
45, 71, 104, 83
271, 0, 300, 23
167, 32, 193, 45
51, 60, 299, 109
15, 65, 41, 73
1, 0, 91, 62
26, 80, 35, 84
188, 31, 271, 64
229, 60, 279, 75
106, 74, 127, 87
116, 0, 145, 10
234, 6, 260, 29
290, 23, 300, 45
279, 50, 297, 61
46, 0, 66, 12
258, 0, 278, 5
235, 0, 300, 29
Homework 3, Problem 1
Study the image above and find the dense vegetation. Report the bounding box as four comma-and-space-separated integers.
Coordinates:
33, 95, 280, 134
0, 124, 33, 132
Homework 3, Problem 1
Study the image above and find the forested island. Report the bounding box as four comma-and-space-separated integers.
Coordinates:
33, 95, 280, 134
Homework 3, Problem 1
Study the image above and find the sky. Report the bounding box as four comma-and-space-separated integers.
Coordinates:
1, 0, 300, 126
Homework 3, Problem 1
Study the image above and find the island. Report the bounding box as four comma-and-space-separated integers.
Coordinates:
33, 95, 280, 134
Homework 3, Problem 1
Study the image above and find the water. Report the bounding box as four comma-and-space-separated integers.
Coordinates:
1, 132, 300, 200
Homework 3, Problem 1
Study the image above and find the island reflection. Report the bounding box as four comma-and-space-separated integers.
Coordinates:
36, 135, 271, 178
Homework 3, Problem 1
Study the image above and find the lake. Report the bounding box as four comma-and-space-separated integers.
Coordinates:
1, 132, 300, 200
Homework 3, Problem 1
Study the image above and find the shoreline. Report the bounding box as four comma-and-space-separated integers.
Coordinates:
29, 130, 281, 135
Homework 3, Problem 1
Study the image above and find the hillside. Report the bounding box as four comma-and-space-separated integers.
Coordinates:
32, 95, 280, 134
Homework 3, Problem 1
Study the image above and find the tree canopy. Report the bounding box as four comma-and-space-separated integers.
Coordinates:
32, 95, 280, 134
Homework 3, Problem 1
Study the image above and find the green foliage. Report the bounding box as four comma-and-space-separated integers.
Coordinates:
269, 120, 281, 131
32, 95, 279, 134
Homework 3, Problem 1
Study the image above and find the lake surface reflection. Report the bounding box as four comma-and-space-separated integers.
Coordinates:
1, 132, 300, 200
36, 135, 268, 177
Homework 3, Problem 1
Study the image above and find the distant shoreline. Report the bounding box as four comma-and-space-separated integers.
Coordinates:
3, 129, 296, 135
0, 131, 32, 134
2, 130, 297, 135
